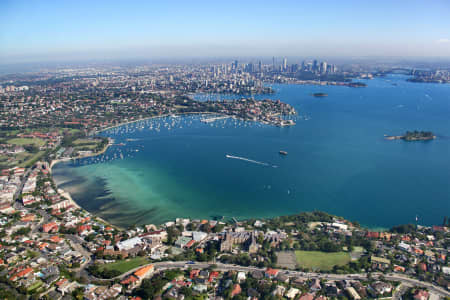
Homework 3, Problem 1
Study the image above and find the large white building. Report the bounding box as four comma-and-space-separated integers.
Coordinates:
117, 237, 143, 251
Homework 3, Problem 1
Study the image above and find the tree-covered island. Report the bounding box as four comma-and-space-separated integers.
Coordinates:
312, 92, 328, 97
385, 130, 436, 141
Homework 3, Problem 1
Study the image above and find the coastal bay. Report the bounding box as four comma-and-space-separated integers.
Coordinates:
52, 75, 450, 228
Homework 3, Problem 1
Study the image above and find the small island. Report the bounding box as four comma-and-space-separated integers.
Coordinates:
347, 82, 367, 88
312, 92, 328, 97
385, 130, 436, 141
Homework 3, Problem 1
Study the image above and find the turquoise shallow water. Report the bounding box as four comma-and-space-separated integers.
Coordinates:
53, 75, 450, 228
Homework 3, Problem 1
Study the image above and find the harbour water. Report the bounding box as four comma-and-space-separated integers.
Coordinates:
52, 75, 450, 228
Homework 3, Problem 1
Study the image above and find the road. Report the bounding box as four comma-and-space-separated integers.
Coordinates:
84, 260, 450, 298
13, 168, 32, 204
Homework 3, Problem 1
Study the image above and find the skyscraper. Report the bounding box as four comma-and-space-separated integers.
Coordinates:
320, 61, 327, 74
233, 60, 238, 71
283, 57, 287, 71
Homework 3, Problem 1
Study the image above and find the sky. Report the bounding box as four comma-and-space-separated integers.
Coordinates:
1, 0, 450, 63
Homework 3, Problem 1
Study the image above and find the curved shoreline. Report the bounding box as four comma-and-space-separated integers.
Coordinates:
49, 112, 391, 231
50, 112, 218, 171
49, 112, 219, 228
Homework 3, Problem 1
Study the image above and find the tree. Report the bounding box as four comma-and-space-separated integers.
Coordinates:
166, 226, 180, 244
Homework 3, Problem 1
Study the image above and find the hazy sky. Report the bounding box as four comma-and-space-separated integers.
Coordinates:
1, 0, 450, 63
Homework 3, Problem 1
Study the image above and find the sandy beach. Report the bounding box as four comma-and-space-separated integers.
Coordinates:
58, 188, 81, 210
49, 141, 124, 229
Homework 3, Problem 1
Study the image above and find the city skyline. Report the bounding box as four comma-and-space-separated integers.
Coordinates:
1, 0, 450, 63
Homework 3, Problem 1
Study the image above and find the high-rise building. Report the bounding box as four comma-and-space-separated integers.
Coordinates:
283, 57, 287, 71
313, 60, 319, 72
233, 60, 238, 71
245, 63, 254, 73
272, 57, 276, 71
320, 61, 327, 74
332, 64, 337, 73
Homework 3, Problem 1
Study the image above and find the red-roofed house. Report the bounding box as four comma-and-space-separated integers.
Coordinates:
21, 214, 35, 222
402, 235, 411, 242
366, 232, 379, 239
418, 263, 427, 272
50, 236, 63, 243
394, 265, 405, 272
208, 271, 219, 282
121, 275, 139, 289
190, 269, 200, 279
432, 226, 446, 233
231, 284, 242, 297
42, 222, 59, 233
185, 239, 196, 248
414, 248, 424, 255
77, 225, 92, 235
265, 268, 279, 278
134, 265, 154, 279
414, 290, 429, 300
298, 293, 315, 300
10, 267, 33, 282
55, 278, 68, 287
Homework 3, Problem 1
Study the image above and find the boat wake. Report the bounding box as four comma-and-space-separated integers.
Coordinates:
226, 154, 278, 168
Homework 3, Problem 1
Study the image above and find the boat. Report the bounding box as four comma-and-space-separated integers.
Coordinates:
279, 150, 288, 155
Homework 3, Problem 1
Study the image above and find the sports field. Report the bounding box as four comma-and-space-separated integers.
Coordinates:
99, 257, 149, 274
7, 137, 46, 146
295, 250, 350, 271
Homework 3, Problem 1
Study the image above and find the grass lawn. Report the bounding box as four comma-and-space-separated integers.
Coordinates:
74, 144, 98, 150
352, 246, 364, 253
73, 138, 100, 145
7, 137, 46, 147
60, 128, 81, 134
99, 257, 149, 274
19, 151, 46, 167
27, 280, 43, 292
295, 250, 350, 271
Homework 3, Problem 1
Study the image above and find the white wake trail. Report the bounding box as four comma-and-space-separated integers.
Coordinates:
225, 154, 277, 168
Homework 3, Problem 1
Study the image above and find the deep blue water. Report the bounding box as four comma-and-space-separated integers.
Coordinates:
53, 75, 450, 228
